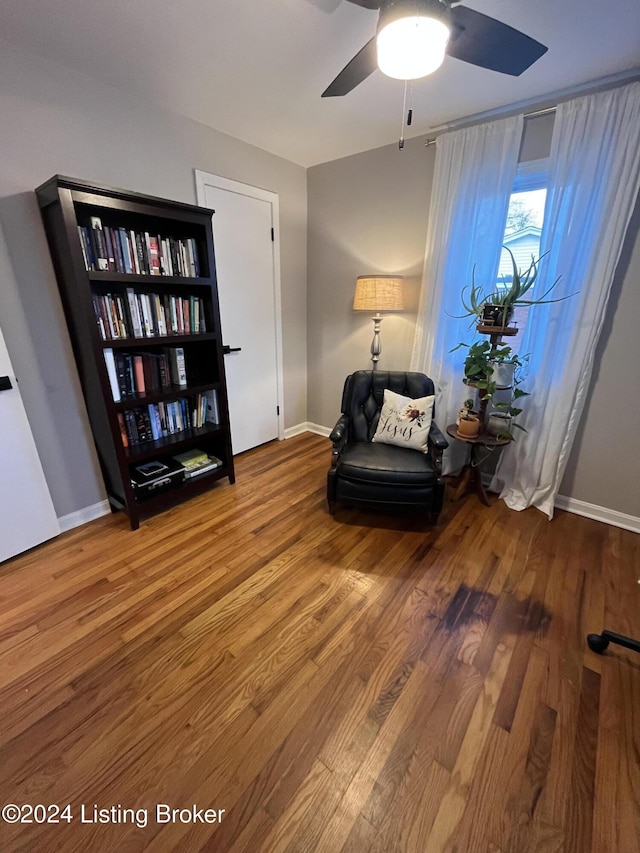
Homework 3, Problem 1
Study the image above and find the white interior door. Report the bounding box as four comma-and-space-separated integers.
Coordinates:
195, 171, 283, 455
0, 323, 59, 562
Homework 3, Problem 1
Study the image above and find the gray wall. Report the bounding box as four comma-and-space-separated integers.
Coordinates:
559, 199, 640, 517
307, 136, 435, 429
0, 40, 307, 518
307, 113, 640, 518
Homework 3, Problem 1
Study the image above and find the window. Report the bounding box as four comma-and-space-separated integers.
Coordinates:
496, 160, 548, 350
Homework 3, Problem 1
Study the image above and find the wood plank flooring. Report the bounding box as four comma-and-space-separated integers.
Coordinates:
0, 432, 639, 852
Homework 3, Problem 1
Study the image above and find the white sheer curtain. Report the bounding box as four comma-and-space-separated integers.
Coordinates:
411, 115, 523, 472
493, 82, 640, 516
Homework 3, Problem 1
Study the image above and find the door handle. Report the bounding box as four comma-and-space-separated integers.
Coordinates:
222, 346, 242, 355
0, 375, 12, 391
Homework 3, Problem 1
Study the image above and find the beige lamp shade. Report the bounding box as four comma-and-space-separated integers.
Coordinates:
353, 275, 404, 313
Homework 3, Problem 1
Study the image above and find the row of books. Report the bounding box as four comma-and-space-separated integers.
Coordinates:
93, 288, 206, 341
104, 347, 188, 402
117, 390, 219, 447
78, 216, 202, 277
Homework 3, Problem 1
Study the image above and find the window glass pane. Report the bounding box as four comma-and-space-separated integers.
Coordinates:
497, 188, 547, 348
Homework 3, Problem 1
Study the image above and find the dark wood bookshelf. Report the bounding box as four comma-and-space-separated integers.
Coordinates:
36, 175, 235, 529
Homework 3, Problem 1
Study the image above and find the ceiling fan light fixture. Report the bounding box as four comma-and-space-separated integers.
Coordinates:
376, 0, 450, 81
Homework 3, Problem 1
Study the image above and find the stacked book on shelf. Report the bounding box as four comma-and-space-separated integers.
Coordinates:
93, 288, 206, 341
173, 448, 223, 479
116, 389, 219, 447
78, 216, 201, 277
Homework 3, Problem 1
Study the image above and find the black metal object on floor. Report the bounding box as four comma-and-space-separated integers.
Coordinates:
587, 630, 640, 655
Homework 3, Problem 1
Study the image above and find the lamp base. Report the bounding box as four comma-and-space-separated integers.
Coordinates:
370, 314, 383, 369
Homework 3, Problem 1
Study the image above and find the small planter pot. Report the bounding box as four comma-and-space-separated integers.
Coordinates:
486, 413, 512, 438
481, 304, 513, 328
457, 406, 476, 425
490, 361, 515, 389
457, 415, 481, 439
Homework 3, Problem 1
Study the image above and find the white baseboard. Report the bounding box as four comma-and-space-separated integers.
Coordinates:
554, 495, 640, 534
284, 422, 331, 439
58, 500, 111, 532
482, 476, 639, 533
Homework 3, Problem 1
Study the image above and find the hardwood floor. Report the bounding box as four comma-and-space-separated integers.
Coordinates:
1, 432, 638, 852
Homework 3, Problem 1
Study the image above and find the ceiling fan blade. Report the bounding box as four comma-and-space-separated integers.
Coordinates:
322, 36, 378, 97
344, 0, 381, 9
448, 6, 547, 76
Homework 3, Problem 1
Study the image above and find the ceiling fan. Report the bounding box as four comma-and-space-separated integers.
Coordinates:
322, 0, 548, 97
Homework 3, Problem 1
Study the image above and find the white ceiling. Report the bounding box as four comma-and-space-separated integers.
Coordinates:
2, 0, 640, 167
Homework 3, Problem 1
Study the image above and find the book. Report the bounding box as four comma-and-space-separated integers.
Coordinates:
184, 457, 222, 478
77, 226, 90, 269
167, 347, 187, 387
89, 216, 109, 271
142, 352, 160, 391
139, 294, 153, 336
205, 389, 219, 424
129, 229, 141, 274
147, 234, 161, 275
103, 348, 120, 402
92, 294, 106, 339
173, 448, 211, 470
133, 354, 145, 394
115, 295, 129, 338
124, 410, 139, 445
118, 228, 132, 273
116, 413, 128, 447
103, 227, 116, 271
126, 288, 144, 338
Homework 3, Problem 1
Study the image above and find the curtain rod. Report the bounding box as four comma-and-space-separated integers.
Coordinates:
423, 69, 640, 146
424, 105, 556, 146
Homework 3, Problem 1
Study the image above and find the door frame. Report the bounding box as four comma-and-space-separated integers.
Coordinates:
194, 170, 285, 444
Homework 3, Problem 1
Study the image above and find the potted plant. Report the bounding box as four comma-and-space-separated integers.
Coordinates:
457, 398, 475, 424
457, 412, 481, 439
451, 340, 527, 391
487, 343, 526, 389
451, 340, 495, 400
451, 340, 530, 437
486, 361, 530, 440
453, 247, 574, 328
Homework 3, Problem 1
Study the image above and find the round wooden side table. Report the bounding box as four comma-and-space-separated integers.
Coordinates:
446, 424, 511, 506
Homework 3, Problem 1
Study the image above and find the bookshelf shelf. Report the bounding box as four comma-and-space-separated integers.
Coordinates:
36, 175, 235, 529
103, 333, 218, 349
88, 271, 214, 288
114, 381, 221, 411
124, 423, 226, 462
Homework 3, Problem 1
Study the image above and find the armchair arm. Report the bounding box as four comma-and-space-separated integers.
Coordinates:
329, 414, 350, 469
428, 421, 449, 451
428, 421, 449, 481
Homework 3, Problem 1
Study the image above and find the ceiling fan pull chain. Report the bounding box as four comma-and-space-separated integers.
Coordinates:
399, 78, 409, 150
399, 80, 415, 150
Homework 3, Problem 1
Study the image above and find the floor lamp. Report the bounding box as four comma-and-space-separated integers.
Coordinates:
353, 275, 404, 369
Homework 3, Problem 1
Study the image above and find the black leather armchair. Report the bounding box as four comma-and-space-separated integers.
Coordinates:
327, 371, 449, 522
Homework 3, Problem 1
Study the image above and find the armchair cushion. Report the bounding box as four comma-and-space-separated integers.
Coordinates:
338, 443, 437, 485
372, 389, 434, 453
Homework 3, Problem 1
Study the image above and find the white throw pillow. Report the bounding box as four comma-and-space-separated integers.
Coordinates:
372, 389, 434, 453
